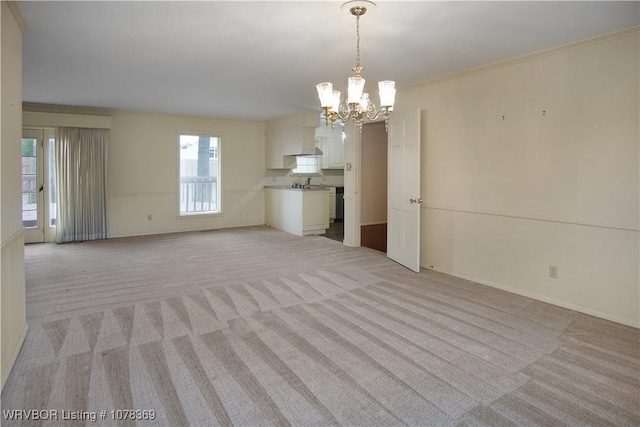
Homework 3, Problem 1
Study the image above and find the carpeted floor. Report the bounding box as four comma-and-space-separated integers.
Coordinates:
2, 226, 638, 426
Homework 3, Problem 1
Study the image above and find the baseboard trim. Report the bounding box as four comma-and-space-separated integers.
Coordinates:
428, 267, 639, 329
108, 222, 266, 239
1, 322, 29, 391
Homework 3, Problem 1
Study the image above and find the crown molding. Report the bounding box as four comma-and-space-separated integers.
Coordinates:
6, 1, 27, 32
407, 25, 639, 90
23, 111, 112, 129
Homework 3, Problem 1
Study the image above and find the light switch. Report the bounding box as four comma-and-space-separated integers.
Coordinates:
346, 163, 352, 171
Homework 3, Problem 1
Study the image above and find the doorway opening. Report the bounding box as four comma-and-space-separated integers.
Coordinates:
360, 121, 388, 252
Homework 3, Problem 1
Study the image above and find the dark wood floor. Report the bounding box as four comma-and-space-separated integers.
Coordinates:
322, 220, 344, 242
361, 223, 387, 253
322, 222, 388, 254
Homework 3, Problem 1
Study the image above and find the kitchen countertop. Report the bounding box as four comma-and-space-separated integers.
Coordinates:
264, 185, 330, 192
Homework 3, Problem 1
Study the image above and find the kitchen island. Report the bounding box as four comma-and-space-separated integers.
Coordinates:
264, 186, 329, 236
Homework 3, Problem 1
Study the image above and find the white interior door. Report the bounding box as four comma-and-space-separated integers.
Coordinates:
387, 110, 421, 272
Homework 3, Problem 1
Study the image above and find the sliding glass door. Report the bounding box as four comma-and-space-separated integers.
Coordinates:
22, 129, 56, 243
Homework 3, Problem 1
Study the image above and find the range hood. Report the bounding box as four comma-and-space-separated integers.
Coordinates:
299, 147, 323, 156
266, 110, 322, 168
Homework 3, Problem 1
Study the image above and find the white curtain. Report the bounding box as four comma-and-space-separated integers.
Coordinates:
55, 127, 108, 243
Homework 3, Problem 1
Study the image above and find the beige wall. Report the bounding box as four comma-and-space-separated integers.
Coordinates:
399, 28, 639, 326
22, 108, 267, 238
107, 111, 265, 237
1, 1, 28, 390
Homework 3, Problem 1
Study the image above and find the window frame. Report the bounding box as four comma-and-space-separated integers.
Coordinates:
291, 155, 322, 176
177, 132, 223, 218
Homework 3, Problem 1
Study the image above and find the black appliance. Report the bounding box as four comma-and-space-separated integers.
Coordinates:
335, 187, 344, 221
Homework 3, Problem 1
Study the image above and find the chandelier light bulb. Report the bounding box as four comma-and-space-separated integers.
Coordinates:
378, 80, 396, 108
347, 76, 366, 104
316, 82, 334, 108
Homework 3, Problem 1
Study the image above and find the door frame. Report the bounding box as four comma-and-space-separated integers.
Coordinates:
343, 110, 422, 271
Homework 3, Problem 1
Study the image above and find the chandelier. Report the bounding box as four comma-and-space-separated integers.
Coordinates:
316, 0, 395, 132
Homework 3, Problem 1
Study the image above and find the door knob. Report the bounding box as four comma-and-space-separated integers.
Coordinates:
409, 198, 423, 204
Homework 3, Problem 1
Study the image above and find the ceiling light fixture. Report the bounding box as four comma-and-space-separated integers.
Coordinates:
316, 0, 395, 132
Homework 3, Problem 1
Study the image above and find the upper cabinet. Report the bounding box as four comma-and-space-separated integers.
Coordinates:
316, 124, 344, 170
266, 110, 320, 169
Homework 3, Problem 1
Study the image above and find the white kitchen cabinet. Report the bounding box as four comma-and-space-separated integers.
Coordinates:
266, 110, 320, 169
316, 126, 344, 169
265, 187, 329, 236
328, 187, 336, 222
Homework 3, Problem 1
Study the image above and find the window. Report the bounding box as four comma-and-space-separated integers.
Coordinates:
291, 155, 320, 175
208, 146, 218, 159
21, 138, 38, 228
48, 137, 57, 227
178, 134, 221, 215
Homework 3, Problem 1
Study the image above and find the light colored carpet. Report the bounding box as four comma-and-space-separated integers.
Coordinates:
2, 226, 638, 426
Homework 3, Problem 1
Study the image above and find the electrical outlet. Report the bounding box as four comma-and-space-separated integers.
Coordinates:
147, 214, 152, 221
549, 265, 558, 279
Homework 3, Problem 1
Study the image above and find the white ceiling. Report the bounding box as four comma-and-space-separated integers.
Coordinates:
20, 1, 639, 121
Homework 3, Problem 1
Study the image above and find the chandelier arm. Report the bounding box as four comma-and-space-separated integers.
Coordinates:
329, 111, 339, 129
337, 102, 352, 120
383, 109, 391, 131
365, 102, 379, 121
352, 108, 365, 124
336, 109, 351, 123
321, 107, 331, 127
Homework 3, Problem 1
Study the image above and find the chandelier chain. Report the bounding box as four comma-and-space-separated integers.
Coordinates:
355, 13, 361, 75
